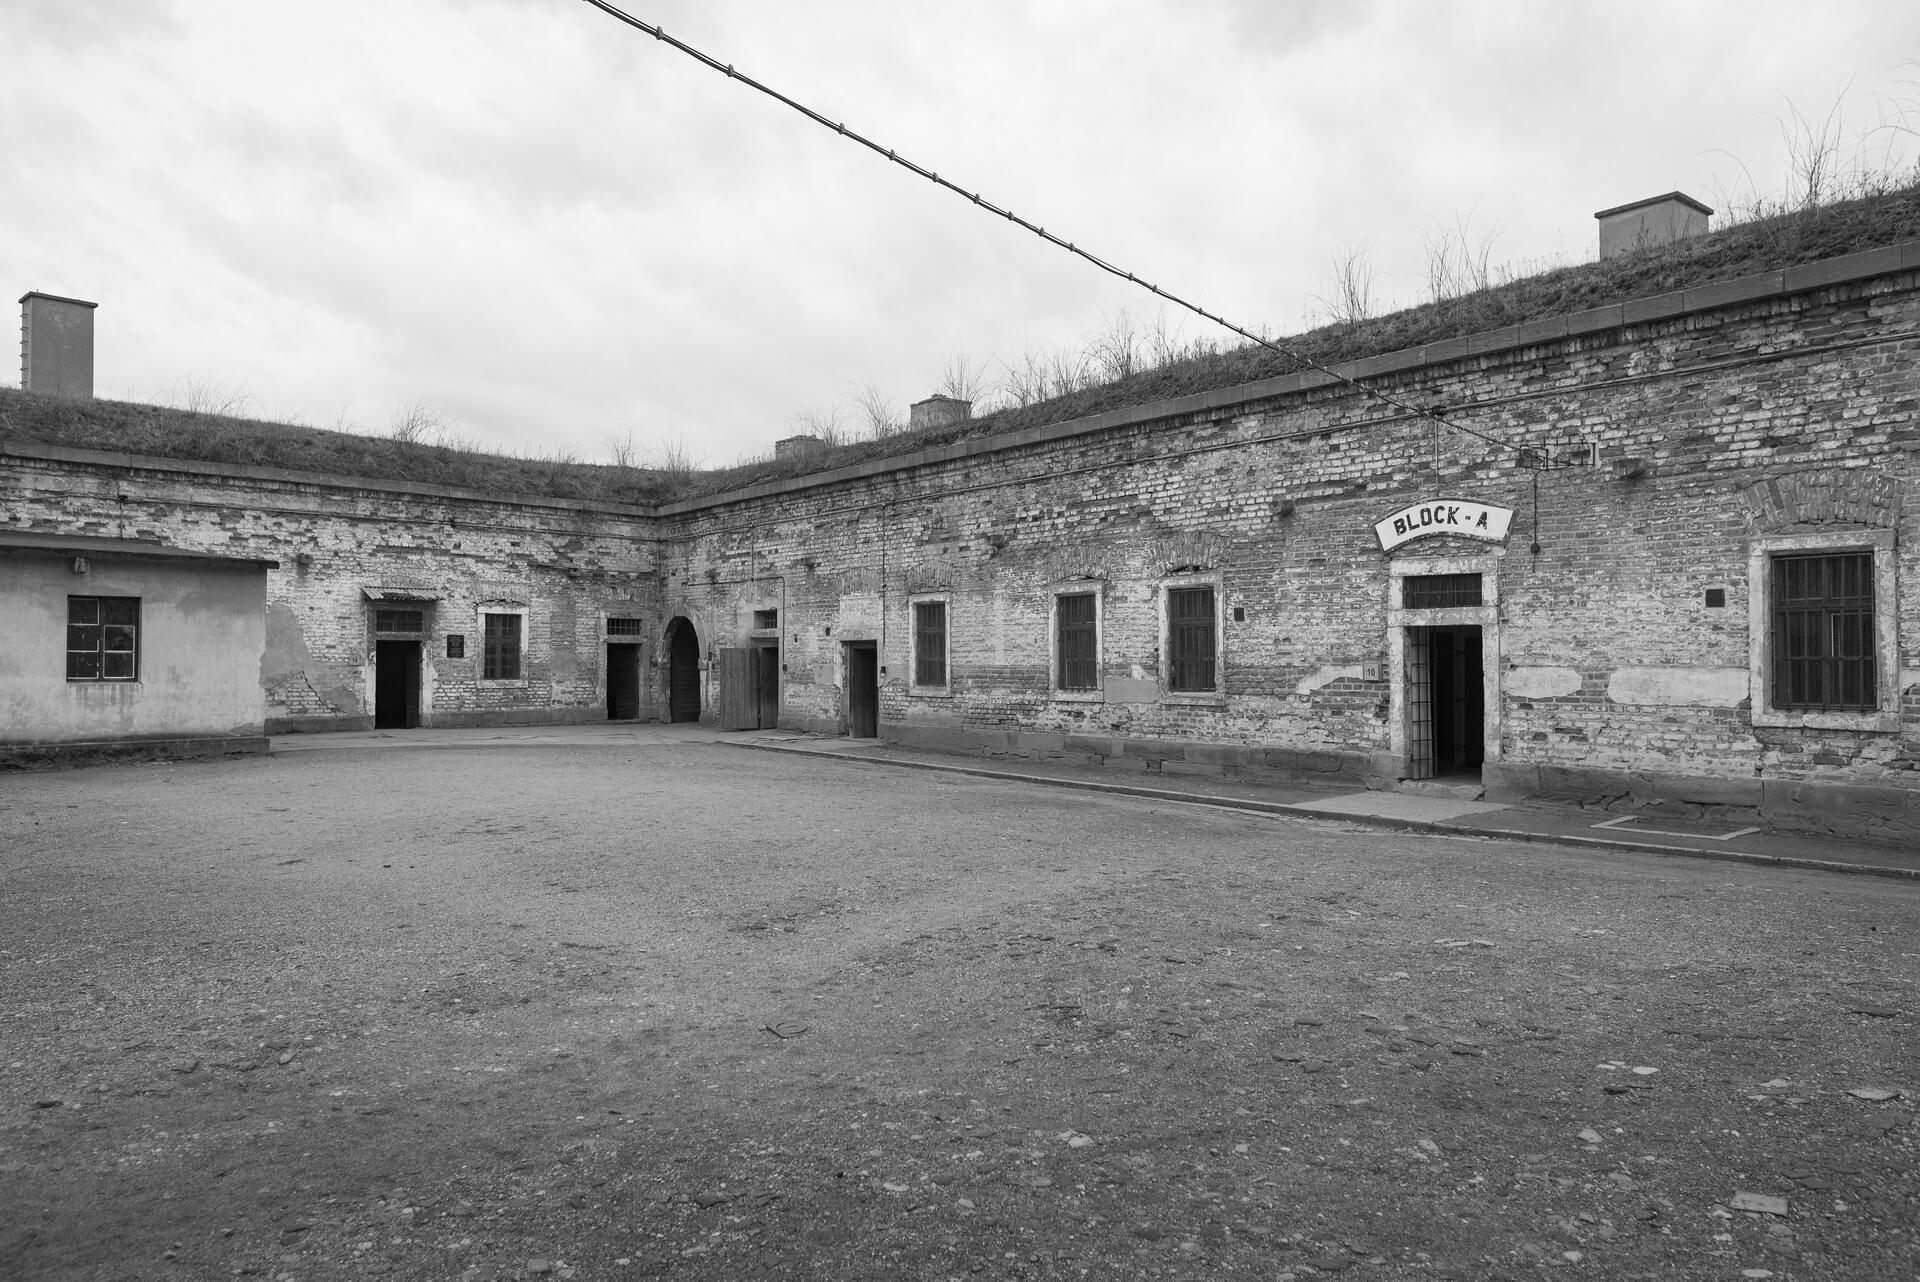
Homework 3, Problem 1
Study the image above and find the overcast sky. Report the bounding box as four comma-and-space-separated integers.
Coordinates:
5, 2, 1917, 468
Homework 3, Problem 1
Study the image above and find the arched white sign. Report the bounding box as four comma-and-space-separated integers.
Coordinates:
1374, 499, 1514, 552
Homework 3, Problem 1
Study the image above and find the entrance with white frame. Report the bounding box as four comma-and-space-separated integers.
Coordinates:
1388, 554, 1502, 784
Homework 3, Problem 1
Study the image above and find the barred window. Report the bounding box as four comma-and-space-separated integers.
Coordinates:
912, 600, 947, 688
373, 608, 424, 635
68, 596, 139, 682
1771, 551, 1875, 711
1403, 573, 1483, 610
606, 616, 644, 637
1167, 586, 1217, 693
1056, 593, 1098, 691
482, 612, 522, 681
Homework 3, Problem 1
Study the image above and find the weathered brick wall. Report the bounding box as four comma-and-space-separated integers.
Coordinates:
660, 253, 1920, 834
0, 445, 662, 731
7, 248, 1917, 838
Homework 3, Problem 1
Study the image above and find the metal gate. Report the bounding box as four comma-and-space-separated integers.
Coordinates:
1405, 626, 1434, 780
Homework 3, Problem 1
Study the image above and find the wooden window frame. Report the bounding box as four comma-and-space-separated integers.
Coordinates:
479, 608, 526, 683
1748, 529, 1899, 731
67, 595, 140, 683
1158, 572, 1224, 702
1050, 586, 1103, 702
908, 594, 950, 696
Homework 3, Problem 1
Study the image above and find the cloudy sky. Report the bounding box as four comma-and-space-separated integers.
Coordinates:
5, 2, 1917, 468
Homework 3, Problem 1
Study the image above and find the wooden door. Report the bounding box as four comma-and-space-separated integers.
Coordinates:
607, 643, 641, 720
718, 648, 756, 730
754, 645, 780, 729
847, 643, 878, 738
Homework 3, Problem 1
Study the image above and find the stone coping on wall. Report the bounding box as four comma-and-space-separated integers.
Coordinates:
0, 530, 280, 568
6, 240, 1917, 524
660, 239, 1920, 517
0, 439, 658, 522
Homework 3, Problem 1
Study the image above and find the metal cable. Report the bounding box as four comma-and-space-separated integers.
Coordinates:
578, 0, 1544, 462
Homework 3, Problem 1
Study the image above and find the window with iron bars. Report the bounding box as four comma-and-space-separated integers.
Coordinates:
373, 608, 425, 635
1771, 551, 1875, 711
1166, 585, 1217, 693
483, 612, 522, 681
1056, 593, 1098, 691
912, 600, 947, 688
1402, 573, 1483, 610
606, 616, 644, 636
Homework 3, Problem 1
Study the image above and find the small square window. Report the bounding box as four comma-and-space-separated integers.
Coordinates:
68, 596, 140, 682
752, 608, 778, 630
446, 634, 466, 659
1703, 588, 1726, 609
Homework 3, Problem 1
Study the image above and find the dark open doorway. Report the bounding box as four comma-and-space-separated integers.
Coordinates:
665, 617, 702, 723
845, 641, 878, 738
752, 643, 780, 729
373, 639, 422, 729
1406, 624, 1484, 779
607, 643, 642, 720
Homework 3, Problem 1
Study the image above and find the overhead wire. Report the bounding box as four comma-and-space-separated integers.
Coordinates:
579, 0, 1539, 463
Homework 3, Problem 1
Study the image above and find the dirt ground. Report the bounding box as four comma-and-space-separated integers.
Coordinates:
1, 740, 1915, 1282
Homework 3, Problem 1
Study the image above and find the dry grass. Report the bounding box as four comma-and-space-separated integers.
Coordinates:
0, 389, 672, 506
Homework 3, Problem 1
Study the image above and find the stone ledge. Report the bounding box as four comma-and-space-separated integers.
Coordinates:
0, 735, 269, 770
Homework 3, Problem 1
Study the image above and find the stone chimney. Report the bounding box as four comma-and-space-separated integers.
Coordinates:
19, 292, 98, 399
774, 434, 825, 460
1594, 193, 1712, 260
910, 394, 971, 433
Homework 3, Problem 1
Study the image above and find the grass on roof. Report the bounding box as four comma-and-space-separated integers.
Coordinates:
4, 180, 1916, 506
0, 389, 672, 506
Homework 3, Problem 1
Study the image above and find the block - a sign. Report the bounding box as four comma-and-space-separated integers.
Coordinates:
1374, 498, 1514, 552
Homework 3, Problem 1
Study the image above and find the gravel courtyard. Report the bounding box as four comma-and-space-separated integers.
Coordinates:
1, 738, 1915, 1281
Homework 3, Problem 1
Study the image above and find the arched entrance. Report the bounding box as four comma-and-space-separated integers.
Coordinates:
664, 616, 702, 723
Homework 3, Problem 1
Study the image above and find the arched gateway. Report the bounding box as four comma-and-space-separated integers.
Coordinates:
663, 616, 702, 723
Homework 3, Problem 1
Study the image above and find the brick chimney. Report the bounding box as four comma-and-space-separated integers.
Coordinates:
19, 292, 98, 399
1594, 193, 1712, 260
910, 394, 971, 433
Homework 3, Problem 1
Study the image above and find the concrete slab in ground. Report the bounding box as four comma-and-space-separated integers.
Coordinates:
1287, 791, 1510, 822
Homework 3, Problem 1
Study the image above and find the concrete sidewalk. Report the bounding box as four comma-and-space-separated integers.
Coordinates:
265, 721, 1918, 879
726, 731, 1920, 881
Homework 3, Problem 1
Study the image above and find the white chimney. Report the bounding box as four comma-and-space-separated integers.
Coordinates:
1594, 193, 1712, 260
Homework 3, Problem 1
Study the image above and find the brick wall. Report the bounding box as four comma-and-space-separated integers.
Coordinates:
6, 246, 1918, 839
0, 445, 661, 732
659, 253, 1920, 838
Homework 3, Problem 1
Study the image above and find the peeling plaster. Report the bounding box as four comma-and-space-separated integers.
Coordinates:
1607, 666, 1749, 707
1295, 665, 1360, 696
1507, 666, 1582, 699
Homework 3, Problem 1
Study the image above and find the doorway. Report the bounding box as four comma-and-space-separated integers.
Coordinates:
665, 617, 702, 723
1406, 625, 1484, 779
845, 641, 878, 738
373, 639, 422, 729
607, 643, 642, 720
752, 643, 780, 729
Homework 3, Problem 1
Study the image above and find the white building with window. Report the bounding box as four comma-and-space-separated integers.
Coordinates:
0, 533, 276, 762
